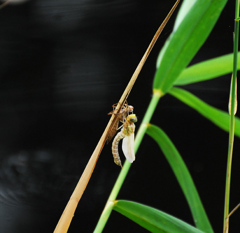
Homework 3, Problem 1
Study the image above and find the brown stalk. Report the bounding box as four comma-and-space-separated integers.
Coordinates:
54, 1, 181, 232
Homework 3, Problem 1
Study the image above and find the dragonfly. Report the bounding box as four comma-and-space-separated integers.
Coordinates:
112, 114, 137, 167
106, 103, 134, 143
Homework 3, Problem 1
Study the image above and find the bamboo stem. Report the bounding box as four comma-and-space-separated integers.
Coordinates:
223, 1, 239, 232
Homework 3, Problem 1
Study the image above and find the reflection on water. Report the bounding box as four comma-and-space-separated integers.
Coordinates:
0, 149, 84, 232
0, 151, 64, 205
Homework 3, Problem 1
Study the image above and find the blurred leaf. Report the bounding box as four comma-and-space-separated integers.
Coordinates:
169, 87, 240, 137
154, 0, 227, 94
173, 0, 196, 30
146, 124, 213, 233
113, 200, 205, 233
174, 53, 240, 85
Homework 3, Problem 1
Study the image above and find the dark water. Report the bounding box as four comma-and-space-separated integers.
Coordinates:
0, 1, 239, 232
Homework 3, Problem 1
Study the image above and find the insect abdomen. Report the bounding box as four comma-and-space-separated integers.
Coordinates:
112, 130, 125, 167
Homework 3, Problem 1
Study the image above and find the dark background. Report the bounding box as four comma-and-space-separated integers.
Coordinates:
0, 0, 239, 232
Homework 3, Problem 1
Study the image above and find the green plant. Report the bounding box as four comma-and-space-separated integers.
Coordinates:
94, 0, 240, 232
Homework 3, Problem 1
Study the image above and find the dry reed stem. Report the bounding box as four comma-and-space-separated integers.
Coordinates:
54, 1, 180, 232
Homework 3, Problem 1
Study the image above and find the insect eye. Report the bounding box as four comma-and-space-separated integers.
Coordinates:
130, 117, 137, 123
127, 114, 137, 123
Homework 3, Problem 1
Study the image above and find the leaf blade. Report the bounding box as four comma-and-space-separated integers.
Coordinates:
174, 53, 240, 85
146, 125, 213, 233
169, 87, 240, 137
113, 200, 205, 233
154, 0, 227, 93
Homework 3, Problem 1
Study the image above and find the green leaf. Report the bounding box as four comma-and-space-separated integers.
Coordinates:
174, 53, 240, 85
173, 0, 196, 30
113, 200, 205, 233
154, 0, 227, 94
169, 87, 240, 137
146, 125, 213, 233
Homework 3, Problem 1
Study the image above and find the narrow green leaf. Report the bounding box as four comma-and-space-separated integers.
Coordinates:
173, 0, 196, 31
174, 53, 240, 85
113, 200, 205, 233
154, 0, 227, 94
169, 87, 240, 137
146, 125, 213, 233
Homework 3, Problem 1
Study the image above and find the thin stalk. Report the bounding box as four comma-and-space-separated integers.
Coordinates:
223, 1, 239, 233
93, 92, 162, 233
53, 1, 180, 231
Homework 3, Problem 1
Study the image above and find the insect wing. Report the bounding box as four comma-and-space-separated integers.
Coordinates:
122, 133, 135, 163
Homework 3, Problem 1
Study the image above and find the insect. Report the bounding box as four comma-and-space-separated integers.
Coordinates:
106, 103, 134, 143
112, 114, 137, 167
